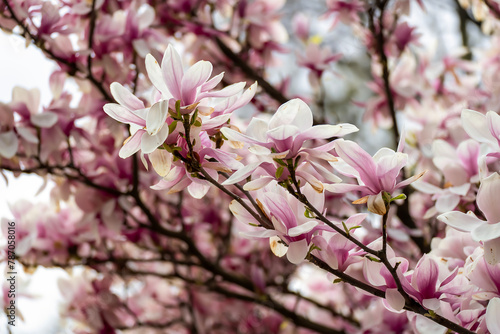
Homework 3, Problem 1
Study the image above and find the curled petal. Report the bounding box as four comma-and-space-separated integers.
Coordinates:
145, 54, 172, 99
146, 100, 169, 136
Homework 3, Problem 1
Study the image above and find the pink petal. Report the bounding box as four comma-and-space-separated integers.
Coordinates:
181, 60, 213, 104
162, 45, 184, 100
220, 127, 272, 148
187, 178, 210, 199
103, 103, 146, 126
199, 72, 224, 92
119, 130, 144, 158
110, 82, 145, 110
335, 139, 380, 194
198, 82, 245, 99
487, 111, 500, 145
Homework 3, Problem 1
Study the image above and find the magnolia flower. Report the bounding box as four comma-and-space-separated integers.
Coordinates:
438, 172, 500, 265
221, 99, 357, 187
103, 83, 170, 158
229, 183, 330, 264
222, 99, 357, 160
326, 139, 425, 214
145, 45, 246, 114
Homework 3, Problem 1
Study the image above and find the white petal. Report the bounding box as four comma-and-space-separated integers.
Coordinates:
243, 176, 274, 191
149, 149, 172, 177
486, 298, 500, 334
437, 211, 485, 232
435, 194, 460, 213
16, 126, 38, 144
288, 221, 319, 237
31, 112, 58, 128
471, 223, 500, 242
240, 229, 279, 239
146, 100, 169, 136
385, 288, 405, 312
286, 239, 309, 264
221, 162, 262, 185
461, 109, 496, 144
269, 99, 312, 132
270, 235, 288, 257
483, 239, 500, 265
0, 131, 18, 158
145, 54, 172, 99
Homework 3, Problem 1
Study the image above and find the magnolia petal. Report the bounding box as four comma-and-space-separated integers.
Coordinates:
483, 239, 500, 265
141, 125, 169, 154
187, 179, 210, 199
225, 81, 258, 114
461, 109, 496, 144
229, 199, 259, 225
323, 183, 365, 193
269, 99, 312, 132
335, 139, 380, 194
146, 100, 169, 136
246, 117, 269, 142
367, 193, 386, 215
110, 82, 145, 110
286, 239, 308, 264
270, 235, 288, 257
199, 82, 245, 99
149, 149, 172, 177
181, 60, 213, 104
267, 124, 300, 141
437, 211, 485, 232
16, 126, 38, 144
31, 111, 58, 128
162, 45, 184, 100
145, 53, 172, 99
221, 162, 262, 185
200, 72, 224, 92
221, 127, 272, 148
288, 221, 319, 237
243, 176, 274, 191
435, 194, 460, 213
298, 124, 358, 142
486, 298, 500, 334
0, 131, 18, 158
296, 170, 323, 193
477, 173, 500, 224
103, 103, 146, 126
385, 288, 405, 312
487, 111, 500, 144
119, 130, 143, 158
240, 229, 279, 239
471, 223, 500, 242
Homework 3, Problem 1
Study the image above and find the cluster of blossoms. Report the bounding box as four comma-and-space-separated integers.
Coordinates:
2, 0, 500, 333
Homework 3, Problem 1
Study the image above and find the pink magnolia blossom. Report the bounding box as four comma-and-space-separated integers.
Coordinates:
326, 138, 425, 214
229, 183, 331, 264
145, 44, 246, 113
